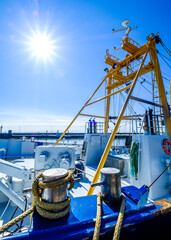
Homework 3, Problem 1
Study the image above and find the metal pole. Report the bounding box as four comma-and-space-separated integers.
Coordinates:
85, 84, 132, 107
55, 76, 107, 145
149, 162, 171, 188
87, 49, 149, 196
149, 43, 171, 138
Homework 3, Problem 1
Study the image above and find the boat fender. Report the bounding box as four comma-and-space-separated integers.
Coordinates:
163, 139, 171, 155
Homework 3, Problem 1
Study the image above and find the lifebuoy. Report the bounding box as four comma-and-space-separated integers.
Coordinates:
163, 139, 171, 155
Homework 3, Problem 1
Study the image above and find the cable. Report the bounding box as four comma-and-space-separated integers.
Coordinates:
158, 51, 171, 62
20, 196, 28, 229
0, 199, 10, 220
160, 40, 171, 57
158, 52, 171, 69
9, 207, 19, 221
120, 92, 137, 114
162, 71, 171, 78
128, 63, 153, 87
138, 80, 153, 94
162, 76, 170, 82
140, 77, 152, 86
137, 56, 170, 84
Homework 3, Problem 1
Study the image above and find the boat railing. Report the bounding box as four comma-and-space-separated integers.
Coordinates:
85, 121, 104, 134
121, 37, 141, 48
104, 49, 120, 62
132, 114, 166, 135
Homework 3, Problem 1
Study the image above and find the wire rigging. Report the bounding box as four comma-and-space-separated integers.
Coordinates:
162, 76, 170, 82
162, 71, 171, 79
138, 79, 153, 94
159, 39, 171, 57
119, 91, 137, 114
158, 52, 171, 70
158, 51, 171, 62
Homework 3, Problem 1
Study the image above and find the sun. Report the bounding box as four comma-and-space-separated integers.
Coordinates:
28, 31, 56, 61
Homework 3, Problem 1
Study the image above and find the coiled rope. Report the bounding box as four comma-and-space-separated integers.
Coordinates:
93, 194, 126, 240
0, 170, 74, 234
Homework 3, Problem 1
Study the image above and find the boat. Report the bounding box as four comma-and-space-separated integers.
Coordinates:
0, 20, 171, 239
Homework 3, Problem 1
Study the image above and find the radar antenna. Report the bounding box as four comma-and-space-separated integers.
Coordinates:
112, 19, 137, 40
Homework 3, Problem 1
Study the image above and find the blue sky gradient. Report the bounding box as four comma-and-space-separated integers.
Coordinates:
0, 0, 170, 132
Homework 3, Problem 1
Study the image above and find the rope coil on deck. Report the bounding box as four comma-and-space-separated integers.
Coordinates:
0, 170, 74, 234
93, 193, 126, 240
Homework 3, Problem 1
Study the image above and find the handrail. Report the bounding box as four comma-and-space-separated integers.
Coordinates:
121, 37, 140, 48
105, 53, 120, 62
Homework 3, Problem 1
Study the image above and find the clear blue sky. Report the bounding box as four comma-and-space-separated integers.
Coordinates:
0, 0, 171, 132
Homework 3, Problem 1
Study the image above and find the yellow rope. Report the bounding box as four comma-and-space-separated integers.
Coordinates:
113, 196, 126, 240
36, 197, 71, 220
0, 206, 35, 234
93, 193, 102, 240
0, 170, 74, 234
93, 194, 126, 240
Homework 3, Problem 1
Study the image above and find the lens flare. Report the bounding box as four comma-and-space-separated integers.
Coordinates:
28, 31, 56, 61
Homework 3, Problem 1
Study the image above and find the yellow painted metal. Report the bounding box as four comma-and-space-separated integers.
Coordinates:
106, 62, 154, 90
55, 76, 107, 145
79, 114, 105, 119
85, 85, 132, 107
106, 43, 148, 80
126, 62, 153, 81
105, 52, 120, 66
170, 78, 171, 108
87, 49, 149, 196
121, 37, 140, 48
121, 37, 140, 54
104, 77, 112, 133
149, 41, 171, 138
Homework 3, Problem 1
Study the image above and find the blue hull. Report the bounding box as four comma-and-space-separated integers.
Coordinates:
3, 187, 171, 240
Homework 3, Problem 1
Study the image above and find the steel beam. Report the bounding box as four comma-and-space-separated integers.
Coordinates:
79, 114, 105, 119
130, 96, 163, 108
85, 85, 132, 107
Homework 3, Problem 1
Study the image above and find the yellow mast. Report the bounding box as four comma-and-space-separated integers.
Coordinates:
87, 36, 171, 195
87, 49, 149, 195
54, 32, 171, 193
104, 76, 112, 133
149, 40, 171, 136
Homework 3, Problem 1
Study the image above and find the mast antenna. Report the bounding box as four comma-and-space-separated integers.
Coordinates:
112, 19, 137, 40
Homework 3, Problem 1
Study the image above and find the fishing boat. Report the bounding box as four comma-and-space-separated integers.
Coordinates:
0, 21, 171, 239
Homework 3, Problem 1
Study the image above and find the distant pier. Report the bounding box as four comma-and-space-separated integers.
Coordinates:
0, 132, 132, 140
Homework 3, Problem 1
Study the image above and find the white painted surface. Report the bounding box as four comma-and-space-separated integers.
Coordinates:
35, 145, 75, 171
131, 134, 171, 199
